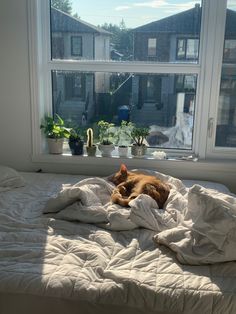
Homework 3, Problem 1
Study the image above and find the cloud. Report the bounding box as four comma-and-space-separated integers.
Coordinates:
227, 0, 236, 10
115, 5, 131, 11
133, 0, 201, 12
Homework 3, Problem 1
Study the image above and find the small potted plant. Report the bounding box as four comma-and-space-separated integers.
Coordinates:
68, 127, 84, 155
86, 128, 97, 156
130, 126, 150, 157
117, 121, 134, 157
40, 114, 70, 154
97, 120, 116, 157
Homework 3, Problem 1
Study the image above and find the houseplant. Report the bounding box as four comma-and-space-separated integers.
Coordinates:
130, 126, 150, 157
68, 127, 84, 155
86, 128, 97, 156
40, 114, 70, 154
97, 120, 116, 157
117, 121, 134, 157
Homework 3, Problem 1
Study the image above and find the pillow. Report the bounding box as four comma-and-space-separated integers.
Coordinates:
0, 165, 25, 192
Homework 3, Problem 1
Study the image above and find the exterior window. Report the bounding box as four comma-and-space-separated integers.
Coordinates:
29, 0, 236, 159
223, 39, 236, 63
177, 38, 199, 60
71, 36, 82, 56
148, 38, 157, 56
215, 1, 236, 148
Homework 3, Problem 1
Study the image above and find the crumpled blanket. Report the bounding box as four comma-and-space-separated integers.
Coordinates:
43, 173, 185, 231
154, 184, 236, 264
43, 170, 236, 265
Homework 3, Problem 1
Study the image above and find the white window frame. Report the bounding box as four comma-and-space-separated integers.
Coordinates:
28, 0, 236, 162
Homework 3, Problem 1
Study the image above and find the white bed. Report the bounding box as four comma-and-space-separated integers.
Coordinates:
0, 170, 236, 314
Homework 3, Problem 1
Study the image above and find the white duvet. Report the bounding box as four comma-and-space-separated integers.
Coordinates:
1, 171, 236, 314
43, 171, 236, 265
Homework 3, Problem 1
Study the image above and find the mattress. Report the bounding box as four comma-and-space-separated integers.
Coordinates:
0, 172, 235, 314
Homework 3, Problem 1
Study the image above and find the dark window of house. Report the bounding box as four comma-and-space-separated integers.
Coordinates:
65, 73, 85, 100
71, 36, 82, 56
223, 39, 236, 63
148, 38, 157, 56
51, 36, 64, 59
177, 38, 199, 60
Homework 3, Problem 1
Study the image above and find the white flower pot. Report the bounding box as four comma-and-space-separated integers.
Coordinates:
118, 146, 128, 157
98, 143, 115, 157
47, 138, 64, 154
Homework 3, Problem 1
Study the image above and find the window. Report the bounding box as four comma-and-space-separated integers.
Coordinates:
148, 38, 157, 57
71, 36, 82, 56
177, 38, 199, 60
214, 2, 236, 148
29, 0, 236, 159
223, 39, 236, 63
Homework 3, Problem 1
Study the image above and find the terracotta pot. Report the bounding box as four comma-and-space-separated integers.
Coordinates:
86, 145, 97, 157
47, 138, 64, 154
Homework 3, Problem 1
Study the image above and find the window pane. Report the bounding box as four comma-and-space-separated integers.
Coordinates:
50, 0, 202, 63
148, 38, 157, 56
52, 70, 197, 150
215, 1, 236, 148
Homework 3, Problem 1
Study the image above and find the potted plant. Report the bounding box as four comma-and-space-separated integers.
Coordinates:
68, 127, 84, 155
40, 114, 70, 154
130, 126, 150, 157
117, 121, 134, 157
86, 128, 97, 156
97, 120, 116, 157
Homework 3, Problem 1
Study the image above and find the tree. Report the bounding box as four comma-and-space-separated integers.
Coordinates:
100, 21, 133, 60
51, 0, 73, 14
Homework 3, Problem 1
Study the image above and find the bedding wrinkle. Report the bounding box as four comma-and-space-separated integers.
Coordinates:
1, 171, 236, 314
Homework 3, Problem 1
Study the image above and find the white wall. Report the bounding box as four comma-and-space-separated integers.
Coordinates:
0, 0, 235, 193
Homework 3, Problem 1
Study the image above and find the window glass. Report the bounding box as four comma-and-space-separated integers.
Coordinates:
52, 71, 197, 150
215, 1, 236, 148
148, 38, 157, 56
50, 0, 201, 63
71, 36, 82, 56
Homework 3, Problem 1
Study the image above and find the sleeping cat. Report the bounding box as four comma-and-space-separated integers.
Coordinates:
109, 164, 170, 208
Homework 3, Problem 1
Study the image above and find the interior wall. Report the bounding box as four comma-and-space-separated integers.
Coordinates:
0, 0, 33, 170
0, 0, 235, 193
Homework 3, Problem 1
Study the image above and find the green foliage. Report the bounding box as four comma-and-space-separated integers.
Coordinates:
130, 127, 150, 146
69, 127, 82, 142
40, 114, 70, 139
51, 0, 72, 14
97, 120, 116, 145
117, 120, 134, 146
99, 21, 133, 60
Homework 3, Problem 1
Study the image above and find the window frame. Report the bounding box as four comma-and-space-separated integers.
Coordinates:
28, 0, 236, 161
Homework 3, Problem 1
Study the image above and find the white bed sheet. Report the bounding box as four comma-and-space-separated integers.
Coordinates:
0, 172, 235, 314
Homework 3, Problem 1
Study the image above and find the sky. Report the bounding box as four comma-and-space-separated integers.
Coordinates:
71, 0, 203, 28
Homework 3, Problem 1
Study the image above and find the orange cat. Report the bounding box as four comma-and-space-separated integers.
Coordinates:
109, 164, 170, 208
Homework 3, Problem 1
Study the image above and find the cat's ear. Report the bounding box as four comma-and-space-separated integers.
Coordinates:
120, 163, 127, 174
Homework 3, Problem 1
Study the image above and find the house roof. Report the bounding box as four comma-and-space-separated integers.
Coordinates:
51, 7, 111, 35
132, 5, 236, 36
132, 4, 201, 34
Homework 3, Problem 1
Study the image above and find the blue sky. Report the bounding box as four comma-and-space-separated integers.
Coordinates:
71, 0, 202, 28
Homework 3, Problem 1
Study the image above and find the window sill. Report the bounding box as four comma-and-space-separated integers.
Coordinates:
31, 152, 236, 174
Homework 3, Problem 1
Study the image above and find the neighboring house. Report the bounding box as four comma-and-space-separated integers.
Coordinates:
129, 5, 236, 128
51, 7, 111, 124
